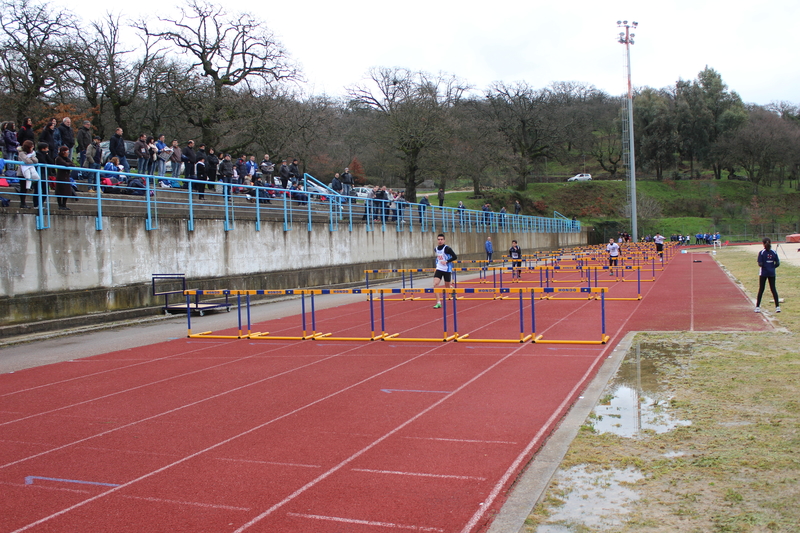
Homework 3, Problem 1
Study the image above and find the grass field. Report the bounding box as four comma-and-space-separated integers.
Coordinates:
525, 248, 800, 532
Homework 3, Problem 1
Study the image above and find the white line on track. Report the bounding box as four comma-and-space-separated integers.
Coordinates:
0, 340, 240, 398
351, 468, 486, 481
0, 345, 340, 470
118, 494, 250, 512
286, 512, 444, 532
215, 457, 321, 469
402, 436, 517, 445
0, 341, 300, 427
7, 343, 445, 532
230, 345, 530, 533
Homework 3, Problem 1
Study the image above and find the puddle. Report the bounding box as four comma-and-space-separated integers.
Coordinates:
588, 341, 692, 437
532, 342, 694, 532
536, 466, 643, 532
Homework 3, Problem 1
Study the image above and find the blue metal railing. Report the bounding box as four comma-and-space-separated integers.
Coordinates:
0, 161, 582, 235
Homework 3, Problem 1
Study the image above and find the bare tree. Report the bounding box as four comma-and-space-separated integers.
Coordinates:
485, 82, 564, 189
0, 0, 77, 122
347, 67, 469, 202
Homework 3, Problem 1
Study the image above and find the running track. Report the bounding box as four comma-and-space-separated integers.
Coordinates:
0, 251, 770, 532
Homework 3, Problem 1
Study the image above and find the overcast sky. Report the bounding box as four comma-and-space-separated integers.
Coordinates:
268, 0, 800, 104
63, 0, 800, 106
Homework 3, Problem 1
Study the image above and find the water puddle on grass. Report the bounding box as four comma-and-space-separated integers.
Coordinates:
532, 341, 692, 532
535, 466, 643, 532
589, 341, 692, 437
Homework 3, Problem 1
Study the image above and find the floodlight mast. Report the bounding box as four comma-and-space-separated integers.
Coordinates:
618, 20, 638, 242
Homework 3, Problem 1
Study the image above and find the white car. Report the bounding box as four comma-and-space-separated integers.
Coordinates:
567, 173, 592, 182
352, 186, 371, 198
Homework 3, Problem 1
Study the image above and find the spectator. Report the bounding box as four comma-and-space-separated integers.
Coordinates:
39, 118, 58, 156
84, 135, 102, 171
16, 140, 39, 209
340, 167, 354, 202
437, 187, 445, 207
134, 133, 148, 175
278, 159, 290, 188
418, 194, 430, 224
514, 199, 522, 215
55, 117, 75, 158
76, 120, 92, 166
33, 141, 53, 209
260, 154, 274, 183
194, 155, 207, 200
181, 140, 197, 188
457, 200, 465, 225
154, 134, 169, 177
330, 173, 342, 194
54, 145, 76, 210
2, 121, 19, 161
17, 117, 35, 146
288, 158, 301, 186
168, 140, 182, 187
207, 148, 219, 186
109, 127, 130, 172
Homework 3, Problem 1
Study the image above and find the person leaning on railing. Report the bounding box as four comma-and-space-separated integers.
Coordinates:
54, 145, 76, 210
16, 140, 39, 209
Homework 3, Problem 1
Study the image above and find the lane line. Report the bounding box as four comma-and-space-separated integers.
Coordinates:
0, 350, 342, 470
0, 341, 309, 427
0, 340, 240, 398
286, 512, 444, 532
231, 346, 529, 533
216, 457, 321, 469
25, 476, 120, 488
402, 436, 517, 445
7, 345, 445, 533
118, 494, 250, 512
352, 468, 486, 481
459, 257, 666, 533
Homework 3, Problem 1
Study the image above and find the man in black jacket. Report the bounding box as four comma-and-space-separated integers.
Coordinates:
76, 120, 92, 166
56, 117, 75, 158
109, 128, 129, 172
181, 140, 196, 189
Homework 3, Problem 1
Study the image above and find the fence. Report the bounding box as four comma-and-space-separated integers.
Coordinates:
0, 161, 581, 235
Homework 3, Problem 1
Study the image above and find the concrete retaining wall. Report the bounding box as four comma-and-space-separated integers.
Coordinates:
0, 212, 587, 328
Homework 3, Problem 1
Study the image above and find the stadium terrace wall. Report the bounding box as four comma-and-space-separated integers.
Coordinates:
0, 212, 588, 335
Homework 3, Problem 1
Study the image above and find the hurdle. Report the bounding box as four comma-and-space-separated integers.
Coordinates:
530, 287, 610, 344
184, 286, 611, 345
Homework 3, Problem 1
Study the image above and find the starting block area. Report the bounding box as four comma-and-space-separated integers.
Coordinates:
185, 286, 611, 345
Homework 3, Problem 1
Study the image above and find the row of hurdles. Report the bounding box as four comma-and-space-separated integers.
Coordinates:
183, 287, 611, 345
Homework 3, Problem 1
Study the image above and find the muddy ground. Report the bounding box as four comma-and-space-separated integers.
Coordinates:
525, 247, 800, 533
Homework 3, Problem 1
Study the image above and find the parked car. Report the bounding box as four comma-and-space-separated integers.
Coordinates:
99, 140, 138, 169
567, 173, 592, 182
352, 186, 372, 198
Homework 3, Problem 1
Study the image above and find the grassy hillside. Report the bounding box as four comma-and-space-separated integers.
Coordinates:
445, 179, 800, 241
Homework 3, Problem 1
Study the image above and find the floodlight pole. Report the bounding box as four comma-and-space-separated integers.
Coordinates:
618, 20, 638, 242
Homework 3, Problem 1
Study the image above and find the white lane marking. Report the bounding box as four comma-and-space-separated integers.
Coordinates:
216, 457, 321, 469
0, 340, 240, 398
118, 494, 250, 511
286, 512, 444, 532
1, 352, 340, 470
7, 345, 440, 533
402, 436, 517, 445
352, 468, 485, 481
231, 346, 525, 533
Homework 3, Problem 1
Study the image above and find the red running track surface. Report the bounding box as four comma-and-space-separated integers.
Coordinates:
0, 252, 771, 532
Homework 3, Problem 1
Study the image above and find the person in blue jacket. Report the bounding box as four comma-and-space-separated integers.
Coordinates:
485, 236, 493, 263
755, 237, 780, 313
